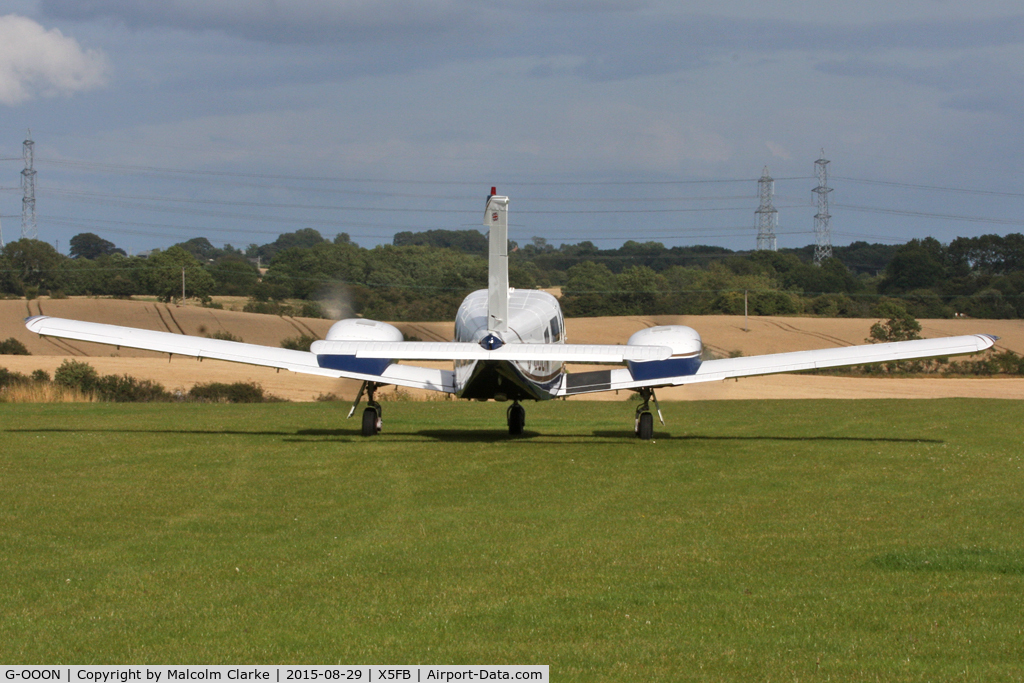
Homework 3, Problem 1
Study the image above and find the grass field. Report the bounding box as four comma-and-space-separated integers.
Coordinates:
2, 399, 1023, 680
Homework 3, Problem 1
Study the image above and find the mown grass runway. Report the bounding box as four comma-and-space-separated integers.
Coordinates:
2, 399, 1023, 680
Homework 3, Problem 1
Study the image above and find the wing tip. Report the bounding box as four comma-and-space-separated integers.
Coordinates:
24, 315, 49, 332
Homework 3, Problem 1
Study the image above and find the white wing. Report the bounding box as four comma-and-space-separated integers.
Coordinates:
557, 334, 997, 395
24, 316, 455, 393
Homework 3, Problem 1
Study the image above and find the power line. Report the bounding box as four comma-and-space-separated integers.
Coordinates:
836, 176, 1024, 199
42, 157, 806, 187
837, 203, 1024, 228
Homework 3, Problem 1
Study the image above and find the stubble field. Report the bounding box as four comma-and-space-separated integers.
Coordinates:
3, 297, 1024, 401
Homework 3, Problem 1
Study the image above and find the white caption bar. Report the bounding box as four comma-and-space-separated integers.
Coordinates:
1, 667, 547, 683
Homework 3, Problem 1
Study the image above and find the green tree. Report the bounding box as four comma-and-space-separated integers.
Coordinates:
142, 247, 215, 301
880, 238, 947, 293
209, 257, 260, 296
69, 232, 125, 259
868, 301, 922, 342
174, 237, 222, 262
561, 261, 618, 316
2, 239, 66, 292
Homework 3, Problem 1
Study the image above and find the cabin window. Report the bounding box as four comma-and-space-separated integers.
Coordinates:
549, 317, 561, 342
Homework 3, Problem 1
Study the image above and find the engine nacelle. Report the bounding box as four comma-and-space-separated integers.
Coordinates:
626, 325, 703, 382
325, 318, 404, 343
316, 318, 404, 377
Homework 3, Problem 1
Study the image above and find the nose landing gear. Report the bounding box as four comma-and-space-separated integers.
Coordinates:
634, 387, 664, 440
349, 381, 384, 436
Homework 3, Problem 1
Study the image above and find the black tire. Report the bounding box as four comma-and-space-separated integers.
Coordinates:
508, 404, 525, 436
361, 407, 379, 436
637, 411, 654, 440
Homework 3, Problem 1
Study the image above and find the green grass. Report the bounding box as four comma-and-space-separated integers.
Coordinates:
1, 399, 1023, 680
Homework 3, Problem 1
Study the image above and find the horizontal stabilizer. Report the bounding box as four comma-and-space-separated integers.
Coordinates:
310, 340, 672, 363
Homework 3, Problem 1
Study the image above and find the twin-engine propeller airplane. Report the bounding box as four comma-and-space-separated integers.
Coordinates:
26, 189, 996, 439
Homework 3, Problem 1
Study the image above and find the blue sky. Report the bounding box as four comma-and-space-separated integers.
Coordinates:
3, 1, 1024, 254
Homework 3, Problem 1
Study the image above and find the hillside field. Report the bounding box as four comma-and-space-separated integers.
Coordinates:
2, 297, 1024, 401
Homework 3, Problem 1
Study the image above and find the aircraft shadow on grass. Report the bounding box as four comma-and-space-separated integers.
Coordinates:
292, 429, 946, 444
6, 427, 944, 445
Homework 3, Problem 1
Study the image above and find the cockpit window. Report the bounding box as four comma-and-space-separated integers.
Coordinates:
549, 317, 561, 342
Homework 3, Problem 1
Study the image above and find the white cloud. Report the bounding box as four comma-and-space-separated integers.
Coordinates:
0, 14, 109, 106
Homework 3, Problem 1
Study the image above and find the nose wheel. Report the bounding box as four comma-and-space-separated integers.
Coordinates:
361, 401, 382, 436
507, 401, 526, 436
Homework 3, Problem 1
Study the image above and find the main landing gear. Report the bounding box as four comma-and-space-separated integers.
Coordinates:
507, 401, 526, 436
349, 381, 383, 436
634, 387, 664, 440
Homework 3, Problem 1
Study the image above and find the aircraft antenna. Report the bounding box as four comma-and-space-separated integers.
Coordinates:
755, 166, 778, 251
21, 132, 37, 240
812, 149, 833, 265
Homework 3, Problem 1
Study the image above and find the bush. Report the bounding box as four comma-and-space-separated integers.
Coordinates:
299, 301, 326, 318
280, 334, 318, 351
54, 359, 100, 392
94, 374, 172, 402
0, 367, 30, 388
243, 299, 294, 315
0, 337, 30, 355
53, 359, 172, 401
206, 330, 243, 342
188, 381, 270, 403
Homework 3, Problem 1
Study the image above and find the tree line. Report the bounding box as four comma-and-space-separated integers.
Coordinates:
2, 228, 1023, 321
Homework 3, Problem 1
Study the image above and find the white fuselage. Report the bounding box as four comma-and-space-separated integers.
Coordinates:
452, 288, 566, 400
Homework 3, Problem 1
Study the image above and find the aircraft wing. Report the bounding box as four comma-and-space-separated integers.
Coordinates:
24, 316, 455, 393
557, 334, 997, 396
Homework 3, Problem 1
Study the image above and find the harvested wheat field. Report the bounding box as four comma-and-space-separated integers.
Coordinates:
3, 298, 1024, 401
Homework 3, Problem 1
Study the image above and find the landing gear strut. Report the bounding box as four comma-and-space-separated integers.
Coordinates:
507, 401, 525, 436
349, 381, 383, 436
634, 387, 664, 440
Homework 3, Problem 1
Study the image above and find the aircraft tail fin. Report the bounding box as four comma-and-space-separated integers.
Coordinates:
484, 188, 509, 333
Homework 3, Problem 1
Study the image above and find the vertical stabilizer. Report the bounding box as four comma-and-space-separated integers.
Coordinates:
484, 189, 509, 333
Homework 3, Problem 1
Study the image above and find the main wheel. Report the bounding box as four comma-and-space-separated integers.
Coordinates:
361, 406, 380, 436
507, 403, 526, 436
636, 411, 654, 440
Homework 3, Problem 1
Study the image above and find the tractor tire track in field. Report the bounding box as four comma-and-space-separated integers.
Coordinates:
151, 305, 175, 333
162, 305, 186, 334
762, 319, 851, 347
43, 336, 88, 356
291, 317, 320, 338
282, 316, 310, 338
